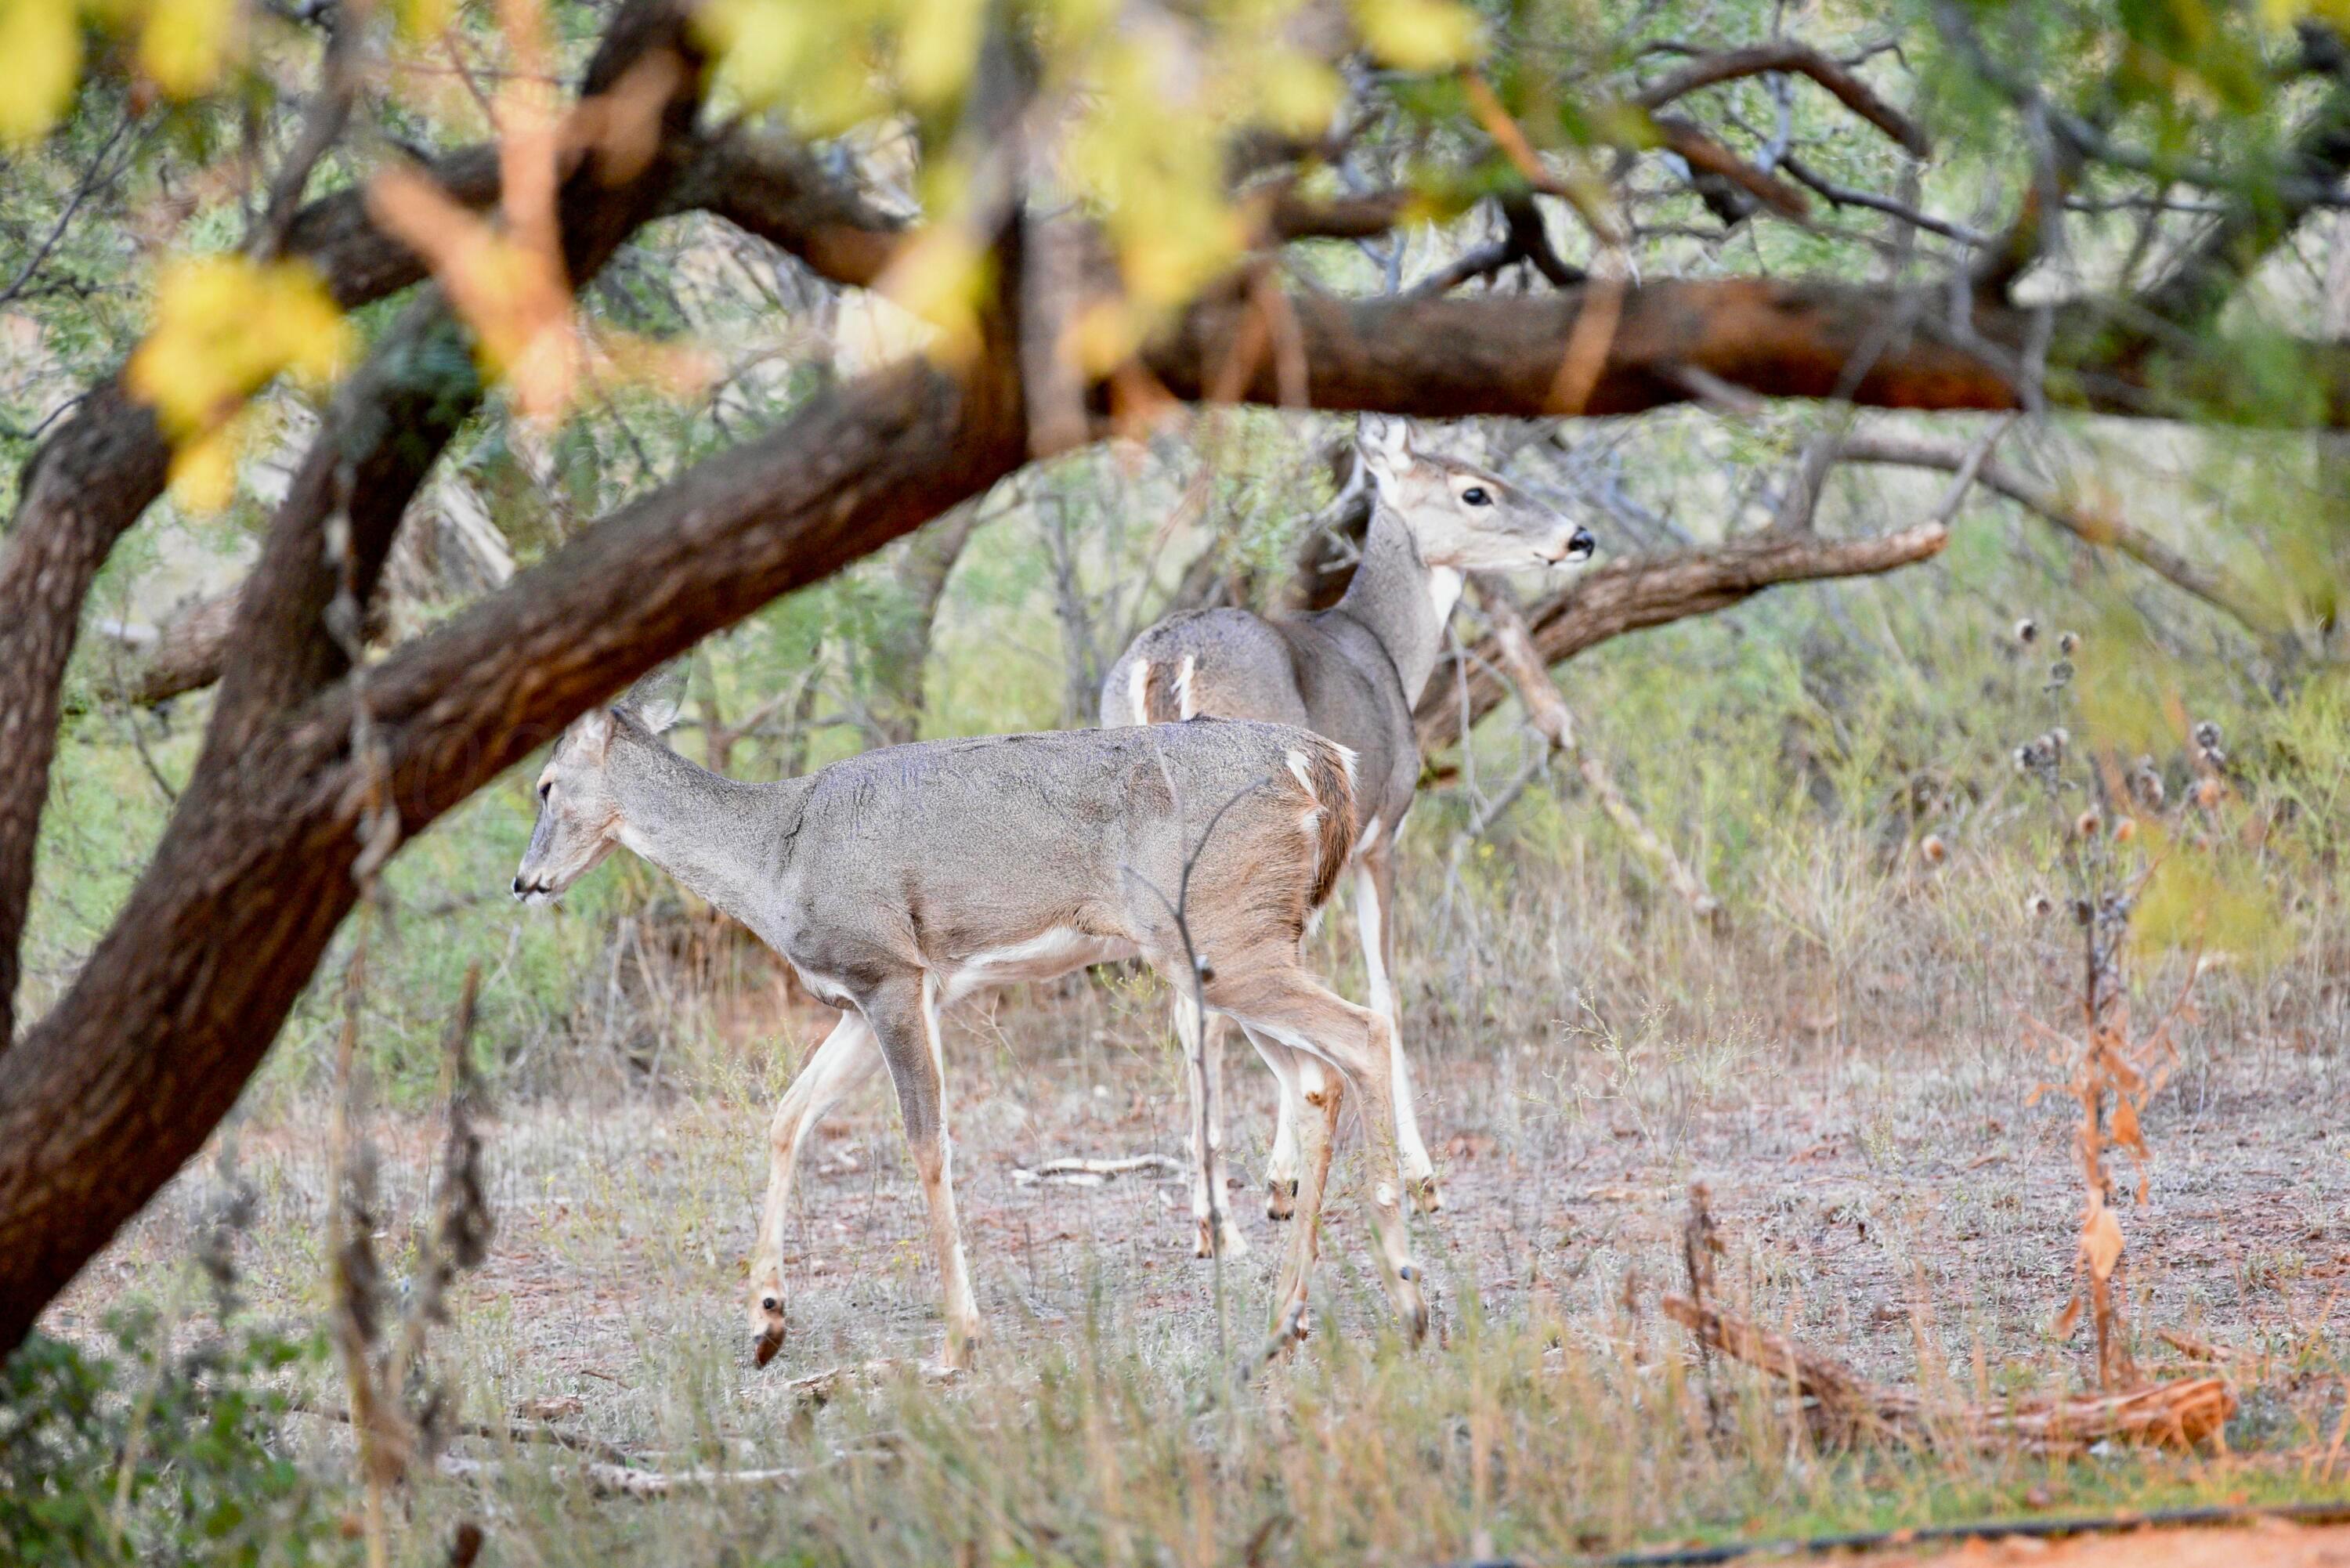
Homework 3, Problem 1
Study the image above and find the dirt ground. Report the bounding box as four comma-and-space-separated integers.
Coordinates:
47, 970, 2350, 1421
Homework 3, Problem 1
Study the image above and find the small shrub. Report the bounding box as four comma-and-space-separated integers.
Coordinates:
0, 1310, 354, 1568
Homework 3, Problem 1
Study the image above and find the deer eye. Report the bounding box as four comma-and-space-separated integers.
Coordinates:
1460, 486, 1492, 507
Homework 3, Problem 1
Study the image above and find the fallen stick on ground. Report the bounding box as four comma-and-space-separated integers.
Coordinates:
1011, 1154, 1184, 1187
1659, 1295, 2235, 1451
436, 1452, 804, 1498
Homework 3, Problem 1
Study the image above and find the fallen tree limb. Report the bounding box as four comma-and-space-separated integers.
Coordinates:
1012, 1154, 1184, 1186
435, 1452, 804, 1498
1661, 1295, 2236, 1452
1415, 522, 1951, 751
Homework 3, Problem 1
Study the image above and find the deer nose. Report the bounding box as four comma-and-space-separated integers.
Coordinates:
511, 876, 526, 899
1553, 527, 1595, 564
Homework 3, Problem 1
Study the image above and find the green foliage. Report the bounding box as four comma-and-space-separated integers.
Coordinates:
0, 1313, 352, 1568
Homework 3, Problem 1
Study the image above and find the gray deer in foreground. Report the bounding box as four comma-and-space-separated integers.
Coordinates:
1103, 417, 1593, 1256
514, 668, 1426, 1369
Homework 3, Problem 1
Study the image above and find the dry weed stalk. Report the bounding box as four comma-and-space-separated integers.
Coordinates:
2012, 627, 2209, 1391
327, 953, 494, 1566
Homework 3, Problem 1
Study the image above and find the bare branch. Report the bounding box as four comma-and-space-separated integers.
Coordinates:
1414, 523, 1950, 750
1472, 580, 1723, 926
1634, 40, 1932, 157
1833, 432, 2293, 645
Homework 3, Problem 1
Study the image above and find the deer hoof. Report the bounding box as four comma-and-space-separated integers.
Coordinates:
750, 1282, 787, 1367
1265, 1178, 1299, 1221
1394, 1266, 1429, 1344
1197, 1214, 1251, 1259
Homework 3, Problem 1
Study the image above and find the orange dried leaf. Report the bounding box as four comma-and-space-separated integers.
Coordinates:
2111, 1096, 2146, 1158
2082, 1203, 2125, 1281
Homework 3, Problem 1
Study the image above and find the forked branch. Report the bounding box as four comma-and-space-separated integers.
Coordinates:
1414, 522, 1950, 750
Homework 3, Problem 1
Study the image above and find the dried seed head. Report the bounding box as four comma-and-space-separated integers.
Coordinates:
2191, 719, 2222, 750
1919, 833, 1948, 865
2131, 757, 2166, 810
2198, 744, 2228, 771
2194, 776, 2224, 809
2057, 630, 2081, 656
2013, 743, 2038, 773
2026, 892, 2055, 919
2073, 898, 2095, 927
2113, 815, 2138, 843
2048, 659, 2075, 686
2048, 726, 2070, 756
2015, 617, 2039, 645
2075, 807, 2102, 838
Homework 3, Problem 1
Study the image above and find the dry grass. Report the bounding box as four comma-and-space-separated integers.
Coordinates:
38, 789, 2350, 1564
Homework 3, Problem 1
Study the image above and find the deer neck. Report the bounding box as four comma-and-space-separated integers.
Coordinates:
606, 728, 797, 930
1330, 497, 1460, 707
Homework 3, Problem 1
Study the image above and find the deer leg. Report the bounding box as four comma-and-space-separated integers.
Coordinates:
749, 1009, 883, 1367
1243, 1035, 1338, 1346
1359, 846, 1439, 1213
1174, 991, 1247, 1259
1218, 968, 1428, 1344
1262, 1047, 1303, 1221
866, 974, 983, 1371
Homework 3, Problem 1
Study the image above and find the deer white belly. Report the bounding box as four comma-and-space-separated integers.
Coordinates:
938, 927, 1136, 1004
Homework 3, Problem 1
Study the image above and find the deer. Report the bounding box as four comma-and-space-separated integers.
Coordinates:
1101, 417, 1593, 1257
512, 666, 1428, 1371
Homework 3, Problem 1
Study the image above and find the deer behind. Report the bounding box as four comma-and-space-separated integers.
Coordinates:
1103, 417, 1593, 1253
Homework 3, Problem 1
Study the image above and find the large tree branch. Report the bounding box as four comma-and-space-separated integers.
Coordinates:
1149, 280, 2350, 425
1413, 523, 1951, 750
0, 81, 896, 1046
0, 353, 1024, 1346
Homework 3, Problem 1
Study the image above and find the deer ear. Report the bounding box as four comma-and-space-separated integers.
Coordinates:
620, 661, 689, 735
1357, 415, 1415, 497
568, 708, 616, 763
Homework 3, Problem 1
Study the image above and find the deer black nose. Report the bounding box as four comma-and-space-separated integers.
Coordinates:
1564, 526, 1594, 562
511, 876, 525, 898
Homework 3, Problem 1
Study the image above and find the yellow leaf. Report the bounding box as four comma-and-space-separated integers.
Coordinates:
394, 0, 455, 40
127, 255, 356, 445
0, 0, 81, 146
896, 0, 982, 106
1257, 49, 1341, 137
1350, 0, 1482, 72
168, 423, 240, 512
875, 224, 990, 361
139, 0, 238, 99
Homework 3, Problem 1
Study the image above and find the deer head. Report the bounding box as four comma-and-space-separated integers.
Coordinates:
512, 663, 688, 903
1357, 416, 1594, 571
